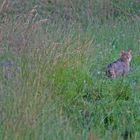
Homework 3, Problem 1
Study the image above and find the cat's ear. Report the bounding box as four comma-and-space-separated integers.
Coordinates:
120, 50, 125, 56
128, 50, 132, 54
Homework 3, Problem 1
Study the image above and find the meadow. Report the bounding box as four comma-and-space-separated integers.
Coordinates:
0, 0, 140, 140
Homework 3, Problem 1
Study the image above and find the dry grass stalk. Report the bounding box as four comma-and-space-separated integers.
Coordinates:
27, 5, 38, 25
88, 129, 95, 140
0, 31, 3, 43
37, 19, 48, 25
0, 0, 9, 14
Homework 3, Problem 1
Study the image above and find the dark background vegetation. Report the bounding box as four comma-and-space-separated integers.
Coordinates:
1, 0, 140, 23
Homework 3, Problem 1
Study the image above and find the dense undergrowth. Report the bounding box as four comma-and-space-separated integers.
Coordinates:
0, 0, 140, 140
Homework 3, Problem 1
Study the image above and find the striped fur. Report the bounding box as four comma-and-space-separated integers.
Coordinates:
106, 50, 132, 78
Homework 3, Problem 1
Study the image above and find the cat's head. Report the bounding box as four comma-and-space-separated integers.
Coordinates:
120, 50, 132, 62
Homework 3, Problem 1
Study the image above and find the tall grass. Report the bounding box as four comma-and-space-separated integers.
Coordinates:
0, 0, 140, 140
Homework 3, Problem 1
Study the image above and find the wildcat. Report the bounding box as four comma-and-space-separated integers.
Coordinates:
106, 50, 132, 78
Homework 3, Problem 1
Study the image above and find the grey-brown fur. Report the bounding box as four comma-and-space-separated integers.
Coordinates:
106, 50, 132, 78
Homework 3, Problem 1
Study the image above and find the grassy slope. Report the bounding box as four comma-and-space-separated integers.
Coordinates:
0, 1, 140, 140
